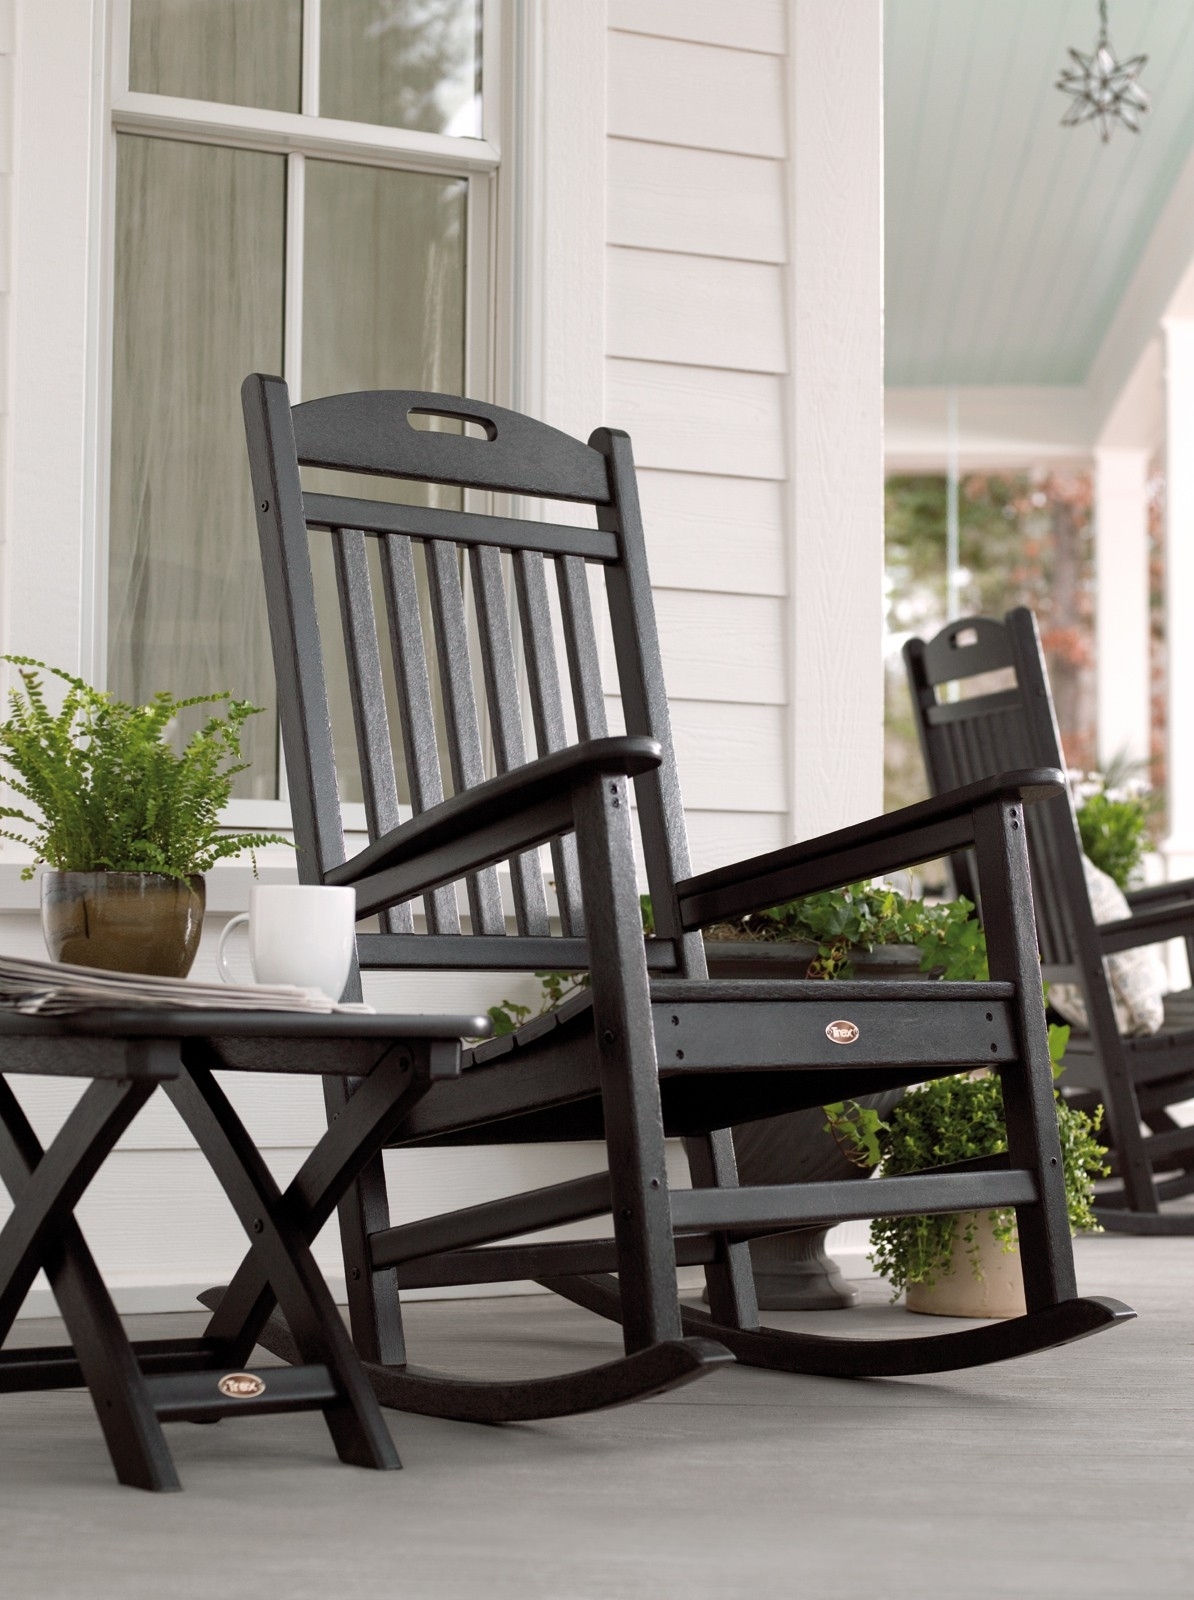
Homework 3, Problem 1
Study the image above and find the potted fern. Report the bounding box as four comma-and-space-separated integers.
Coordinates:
0, 658, 287, 978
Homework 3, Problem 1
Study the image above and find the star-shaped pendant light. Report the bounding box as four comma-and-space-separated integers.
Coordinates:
1056, 0, 1150, 142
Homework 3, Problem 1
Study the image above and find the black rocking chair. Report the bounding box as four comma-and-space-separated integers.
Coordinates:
906, 605, 1194, 1235
217, 375, 1131, 1423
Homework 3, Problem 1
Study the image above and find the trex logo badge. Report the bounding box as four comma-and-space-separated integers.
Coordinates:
217, 1372, 266, 1399
825, 1020, 860, 1045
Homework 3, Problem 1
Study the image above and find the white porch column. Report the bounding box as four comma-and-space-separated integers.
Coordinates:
1093, 447, 1151, 770
1163, 319, 1194, 880
785, 0, 885, 841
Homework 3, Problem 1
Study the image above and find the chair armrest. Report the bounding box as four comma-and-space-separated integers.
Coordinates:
1124, 876, 1194, 911
1098, 902, 1194, 955
326, 736, 662, 917
675, 768, 1064, 930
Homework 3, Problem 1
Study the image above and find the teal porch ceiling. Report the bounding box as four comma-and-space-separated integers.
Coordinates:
886, 0, 1194, 387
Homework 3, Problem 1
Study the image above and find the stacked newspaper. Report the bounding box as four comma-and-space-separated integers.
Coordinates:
0, 953, 367, 1017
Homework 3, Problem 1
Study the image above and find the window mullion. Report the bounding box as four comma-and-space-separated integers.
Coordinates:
303, 0, 321, 118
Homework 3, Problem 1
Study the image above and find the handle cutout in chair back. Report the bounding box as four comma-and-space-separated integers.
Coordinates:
920, 614, 1015, 689
407, 406, 498, 441
290, 388, 611, 504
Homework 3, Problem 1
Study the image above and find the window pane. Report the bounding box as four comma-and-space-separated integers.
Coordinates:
320, 0, 482, 136
129, 0, 301, 113
303, 160, 467, 805
109, 136, 286, 800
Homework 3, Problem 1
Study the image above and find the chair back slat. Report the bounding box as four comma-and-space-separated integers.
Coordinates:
424, 538, 507, 937
470, 543, 551, 936
377, 533, 460, 934
512, 550, 586, 936
332, 529, 413, 934
905, 607, 1094, 971
557, 555, 609, 741
243, 375, 696, 977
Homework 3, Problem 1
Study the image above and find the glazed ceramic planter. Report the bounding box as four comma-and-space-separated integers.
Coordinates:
41, 871, 205, 978
904, 1213, 1027, 1319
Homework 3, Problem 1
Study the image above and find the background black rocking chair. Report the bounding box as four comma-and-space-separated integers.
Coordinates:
906, 606, 1194, 1235
221, 376, 1130, 1423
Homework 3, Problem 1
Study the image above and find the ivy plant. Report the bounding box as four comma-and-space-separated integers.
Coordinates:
0, 657, 289, 880
866, 1062, 1106, 1298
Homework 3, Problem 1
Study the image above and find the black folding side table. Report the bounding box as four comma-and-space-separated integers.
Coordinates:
0, 1006, 486, 1491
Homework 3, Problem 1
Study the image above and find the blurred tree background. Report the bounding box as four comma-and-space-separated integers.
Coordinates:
884, 470, 1097, 813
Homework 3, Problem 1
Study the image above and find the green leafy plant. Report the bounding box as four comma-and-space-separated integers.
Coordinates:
866, 1064, 1106, 1298
703, 882, 990, 982
0, 657, 289, 879
487, 969, 590, 1038
1076, 787, 1152, 891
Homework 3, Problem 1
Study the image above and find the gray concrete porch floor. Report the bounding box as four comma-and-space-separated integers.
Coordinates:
0, 1234, 1189, 1600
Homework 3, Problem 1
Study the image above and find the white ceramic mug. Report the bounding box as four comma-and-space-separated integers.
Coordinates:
216, 884, 357, 1001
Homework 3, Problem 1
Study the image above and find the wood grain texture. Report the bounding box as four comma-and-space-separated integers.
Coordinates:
653, 590, 785, 705
606, 359, 785, 479
669, 701, 787, 813
637, 470, 785, 597
607, 247, 786, 374
608, 0, 785, 55
607, 139, 786, 264
682, 809, 788, 875
607, 32, 786, 158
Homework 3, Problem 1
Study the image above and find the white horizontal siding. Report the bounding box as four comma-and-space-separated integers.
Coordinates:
607, 32, 786, 158
607, 0, 786, 56
669, 701, 787, 812
605, 9, 791, 858
607, 247, 786, 374
638, 470, 785, 597
607, 358, 786, 479
654, 589, 786, 704
682, 810, 789, 875
608, 139, 786, 264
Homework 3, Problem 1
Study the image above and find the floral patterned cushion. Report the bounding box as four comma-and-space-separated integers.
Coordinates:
1050, 856, 1167, 1036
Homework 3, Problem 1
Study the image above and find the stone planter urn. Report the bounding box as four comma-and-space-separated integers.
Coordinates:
703, 937, 921, 1311
41, 871, 206, 979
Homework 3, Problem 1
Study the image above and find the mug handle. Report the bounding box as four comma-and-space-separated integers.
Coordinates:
217, 912, 250, 984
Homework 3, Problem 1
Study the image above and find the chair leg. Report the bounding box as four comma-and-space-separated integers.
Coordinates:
972, 798, 1078, 1309
164, 1063, 400, 1471
0, 1070, 181, 1491
573, 772, 684, 1352
683, 1130, 760, 1331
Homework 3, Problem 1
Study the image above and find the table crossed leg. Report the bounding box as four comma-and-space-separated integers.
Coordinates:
161, 1059, 400, 1473
0, 1067, 181, 1491
0, 1043, 403, 1487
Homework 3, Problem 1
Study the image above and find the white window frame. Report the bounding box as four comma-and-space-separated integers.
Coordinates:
100, 0, 504, 833
1, 0, 605, 896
